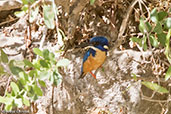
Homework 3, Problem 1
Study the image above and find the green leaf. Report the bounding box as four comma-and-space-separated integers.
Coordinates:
14, 98, 23, 108
57, 58, 70, 67
90, 0, 95, 5
154, 22, 163, 34
25, 85, 32, 92
165, 66, 171, 81
5, 104, 13, 111
29, 70, 37, 78
49, 52, 55, 61
58, 29, 64, 46
39, 71, 49, 80
43, 49, 50, 60
33, 84, 43, 96
43, 5, 55, 29
32, 94, 38, 101
0, 96, 8, 104
29, 6, 39, 23
9, 66, 23, 75
19, 73, 26, 85
164, 18, 171, 29
139, 18, 147, 33
8, 60, 14, 67
132, 73, 137, 81
130, 37, 147, 50
22, 0, 28, 4
1, 49, 8, 63
33, 61, 41, 70
101, 67, 104, 72
142, 37, 147, 51
145, 22, 152, 32
164, 29, 171, 64
0, 64, 5, 75
23, 59, 34, 67
150, 8, 158, 23
157, 32, 166, 46
158, 11, 168, 21
6, 92, 12, 98
149, 35, 158, 47
130, 37, 142, 44
8, 60, 23, 75
19, 72, 29, 85
15, 11, 26, 17
49, 72, 54, 84
142, 81, 169, 93
22, 97, 30, 106
38, 79, 46, 87
0, 96, 13, 105
29, 0, 35, 4
21, 5, 28, 12
11, 82, 20, 95
22, 0, 35, 4
39, 60, 48, 68
51, 71, 62, 86
33, 48, 43, 57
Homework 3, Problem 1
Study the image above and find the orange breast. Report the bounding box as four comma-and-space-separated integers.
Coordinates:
83, 49, 106, 73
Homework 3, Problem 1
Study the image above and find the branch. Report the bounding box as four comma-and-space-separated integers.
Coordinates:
111, 0, 139, 50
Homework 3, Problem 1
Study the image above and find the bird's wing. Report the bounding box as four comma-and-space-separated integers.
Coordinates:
83, 48, 96, 63
79, 48, 96, 78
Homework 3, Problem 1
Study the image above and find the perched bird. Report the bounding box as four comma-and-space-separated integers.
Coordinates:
79, 36, 109, 79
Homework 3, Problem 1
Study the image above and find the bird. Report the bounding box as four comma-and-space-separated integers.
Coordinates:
79, 36, 109, 79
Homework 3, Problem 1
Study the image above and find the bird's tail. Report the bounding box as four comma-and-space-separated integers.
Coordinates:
78, 72, 86, 79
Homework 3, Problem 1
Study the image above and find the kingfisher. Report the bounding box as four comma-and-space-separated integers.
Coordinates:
79, 36, 109, 79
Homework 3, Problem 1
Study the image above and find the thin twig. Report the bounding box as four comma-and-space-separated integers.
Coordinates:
141, 92, 170, 103
139, 0, 151, 22
39, 26, 48, 50
162, 60, 170, 67
111, 0, 139, 51
36, 26, 47, 60
26, 4, 32, 49
52, 0, 59, 34
0, 76, 12, 111
138, 0, 145, 19
0, 18, 19, 27
138, 0, 160, 76
51, 85, 55, 114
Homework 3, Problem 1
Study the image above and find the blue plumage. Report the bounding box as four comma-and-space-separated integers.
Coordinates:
90, 36, 109, 46
81, 48, 96, 73
79, 36, 109, 79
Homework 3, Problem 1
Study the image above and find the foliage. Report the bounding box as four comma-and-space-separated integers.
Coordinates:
9, 0, 69, 111
0, 49, 70, 111
165, 66, 171, 81
90, 0, 96, 5
43, 4, 55, 29
132, 73, 169, 94
15, 0, 58, 30
141, 81, 169, 94
15, 0, 66, 48
130, 8, 171, 93
130, 8, 171, 51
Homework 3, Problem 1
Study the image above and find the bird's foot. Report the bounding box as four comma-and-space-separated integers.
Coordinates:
90, 71, 96, 79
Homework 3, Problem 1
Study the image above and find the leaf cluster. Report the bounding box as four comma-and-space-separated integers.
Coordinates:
0, 48, 70, 111
130, 8, 171, 94
131, 8, 171, 50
